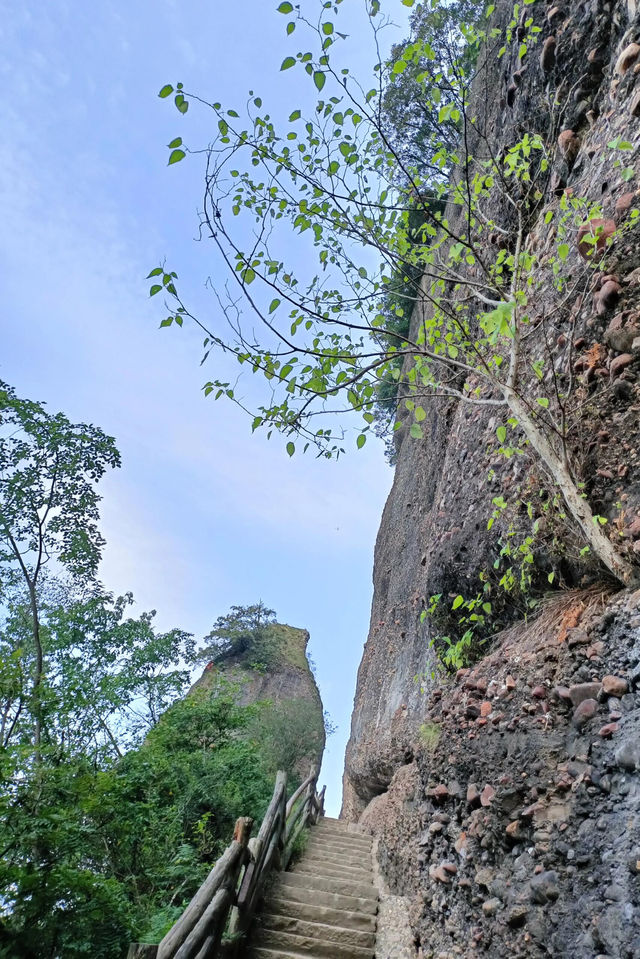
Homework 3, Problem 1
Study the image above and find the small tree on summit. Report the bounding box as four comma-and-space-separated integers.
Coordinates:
203, 602, 279, 667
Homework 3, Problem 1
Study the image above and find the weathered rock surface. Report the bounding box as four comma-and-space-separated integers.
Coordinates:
350, 589, 640, 958
192, 623, 325, 771
342, 0, 640, 955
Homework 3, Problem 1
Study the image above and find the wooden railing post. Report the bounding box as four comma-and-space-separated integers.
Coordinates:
131, 766, 327, 959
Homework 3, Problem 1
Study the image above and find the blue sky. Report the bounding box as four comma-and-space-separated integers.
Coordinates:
1, 1, 409, 814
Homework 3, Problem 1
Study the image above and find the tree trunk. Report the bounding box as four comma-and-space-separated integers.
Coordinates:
28, 582, 44, 756
506, 390, 638, 586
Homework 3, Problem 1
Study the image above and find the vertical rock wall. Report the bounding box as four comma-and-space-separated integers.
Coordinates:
343, 0, 640, 954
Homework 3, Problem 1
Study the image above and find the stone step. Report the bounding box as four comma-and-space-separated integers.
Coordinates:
309, 834, 372, 849
312, 819, 371, 839
300, 855, 373, 878
270, 878, 378, 915
259, 913, 376, 949
312, 834, 372, 854
254, 927, 375, 959
292, 860, 375, 884
251, 950, 310, 959
278, 870, 377, 902
304, 847, 373, 870
309, 840, 373, 860
265, 896, 377, 932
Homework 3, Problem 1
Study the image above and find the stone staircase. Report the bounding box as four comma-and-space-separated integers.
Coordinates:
248, 816, 378, 958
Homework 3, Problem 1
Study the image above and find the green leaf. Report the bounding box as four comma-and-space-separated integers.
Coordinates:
149, 284, 162, 296
269, 298, 281, 313
415, 406, 426, 422
281, 57, 296, 70
287, 21, 295, 34
289, 109, 301, 121
356, 433, 366, 449
242, 268, 256, 284
497, 425, 507, 443
277, 1, 293, 11
168, 137, 182, 149
313, 71, 326, 91
557, 243, 569, 261
409, 422, 423, 439
536, 397, 549, 409
158, 84, 173, 98
286, 441, 295, 457
147, 267, 162, 278
452, 595, 464, 610
168, 149, 186, 165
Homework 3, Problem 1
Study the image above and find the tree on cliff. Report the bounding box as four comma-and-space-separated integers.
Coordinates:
203, 601, 280, 667
149, 1, 638, 586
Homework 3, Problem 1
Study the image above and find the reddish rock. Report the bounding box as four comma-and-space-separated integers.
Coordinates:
552, 685, 572, 703
480, 784, 496, 806
442, 861, 458, 875
480, 700, 492, 717
506, 820, 525, 840
434, 784, 450, 802
577, 218, 616, 259
599, 722, 620, 738
454, 832, 468, 855
532, 685, 546, 699
506, 675, 517, 690
610, 352, 634, 377
467, 783, 481, 806
558, 129, 580, 164
573, 698, 599, 729
615, 42, 640, 75
568, 682, 602, 705
602, 675, 629, 697
540, 36, 556, 72
604, 314, 639, 353
628, 516, 640, 537
596, 280, 622, 313
615, 192, 636, 215
429, 863, 451, 884
567, 629, 590, 648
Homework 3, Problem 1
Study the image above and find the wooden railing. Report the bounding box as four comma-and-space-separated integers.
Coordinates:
127, 766, 325, 959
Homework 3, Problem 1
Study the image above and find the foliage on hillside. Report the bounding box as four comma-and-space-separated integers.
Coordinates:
0, 384, 324, 957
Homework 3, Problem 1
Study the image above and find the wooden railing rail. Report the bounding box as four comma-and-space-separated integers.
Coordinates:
127, 766, 324, 959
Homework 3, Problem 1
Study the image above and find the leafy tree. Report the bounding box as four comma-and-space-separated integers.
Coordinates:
381, 0, 485, 184
248, 697, 325, 779
0, 381, 120, 751
151, 0, 638, 586
0, 585, 196, 760
203, 602, 281, 668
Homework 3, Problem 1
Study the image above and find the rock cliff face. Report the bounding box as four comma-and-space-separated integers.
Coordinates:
193, 623, 325, 773
343, 0, 640, 955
